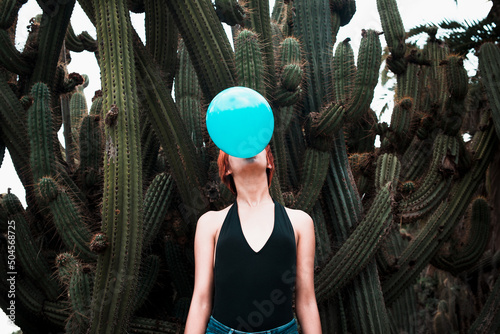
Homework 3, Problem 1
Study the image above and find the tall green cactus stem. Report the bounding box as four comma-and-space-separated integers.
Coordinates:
134, 38, 205, 220
382, 125, 498, 305
133, 254, 160, 312
376, 0, 406, 59
164, 0, 235, 100
332, 38, 356, 105
90, 0, 143, 331
422, 37, 449, 115
235, 29, 265, 94
478, 42, 500, 139
143, 173, 174, 248
432, 196, 491, 275
176, 39, 204, 154
70, 75, 89, 141
144, 0, 178, 91
375, 153, 401, 190
66, 267, 92, 334
1, 192, 61, 300
344, 30, 382, 122
273, 36, 303, 186
28, 82, 55, 182
37, 176, 95, 261
79, 114, 103, 192
164, 237, 194, 320
243, 0, 276, 98
294, 0, 335, 114
293, 148, 331, 211
30, 0, 76, 89
90, 92, 103, 115
390, 97, 413, 142
315, 184, 392, 302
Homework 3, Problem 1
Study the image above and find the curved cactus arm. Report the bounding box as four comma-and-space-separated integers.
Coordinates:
89, 0, 144, 331
308, 103, 346, 137
29, 0, 76, 89
38, 177, 95, 261
314, 184, 393, 303
165, 0, 236, 100
0, 29, 33, 75
0, 0, 27, 29
28, 82, 85, 204
376, 0, 406, 59
215, 0, 246, 26
293, 148, 331, 211
478, 42, 500, 139
399, 134, 459, 220
0, 76, 31, 185
65, 23, 97, 52
344, 30, 382, 122
431, 196, 491, 275
332, 38, 356, 105
467, 275, 500, 334
382, 124, 498, 305
1, 192, 62, 300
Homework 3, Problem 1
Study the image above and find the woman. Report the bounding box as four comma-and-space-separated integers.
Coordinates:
184, 146, 321, 334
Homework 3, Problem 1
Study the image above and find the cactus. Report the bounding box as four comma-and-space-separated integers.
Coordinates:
0, 0, 499, 333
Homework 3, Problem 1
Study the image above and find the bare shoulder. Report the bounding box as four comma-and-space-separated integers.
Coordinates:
196, 205, 232, 235
284, 207, 313, 224
284, 207, 314, 235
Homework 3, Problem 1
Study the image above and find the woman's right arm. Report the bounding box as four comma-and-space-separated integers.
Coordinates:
184, 212, 217, 334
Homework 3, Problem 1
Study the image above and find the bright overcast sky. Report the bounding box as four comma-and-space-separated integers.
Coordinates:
0, 0, 492, 332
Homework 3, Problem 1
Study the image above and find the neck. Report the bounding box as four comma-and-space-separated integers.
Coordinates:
234, 173, 272, 207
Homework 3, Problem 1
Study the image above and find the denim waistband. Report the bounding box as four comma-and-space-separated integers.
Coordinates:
206, 316, 298, 334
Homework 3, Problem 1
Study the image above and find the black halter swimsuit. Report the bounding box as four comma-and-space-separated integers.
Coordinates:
211, 199, 297, 332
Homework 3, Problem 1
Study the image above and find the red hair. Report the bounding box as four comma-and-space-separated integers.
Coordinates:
218, 146, 275, 194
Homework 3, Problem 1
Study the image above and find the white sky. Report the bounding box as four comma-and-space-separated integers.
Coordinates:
0, 0, 492, 332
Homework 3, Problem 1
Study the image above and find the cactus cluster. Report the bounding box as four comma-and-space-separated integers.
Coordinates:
0, 0, 499, 333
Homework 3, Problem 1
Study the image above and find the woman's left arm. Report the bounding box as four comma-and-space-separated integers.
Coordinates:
293, 211, 322, 334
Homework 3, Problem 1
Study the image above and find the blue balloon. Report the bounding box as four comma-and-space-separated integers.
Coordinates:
206, 87, 274, 158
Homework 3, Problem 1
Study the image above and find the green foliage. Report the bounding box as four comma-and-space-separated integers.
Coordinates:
0, 0, 498, 333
